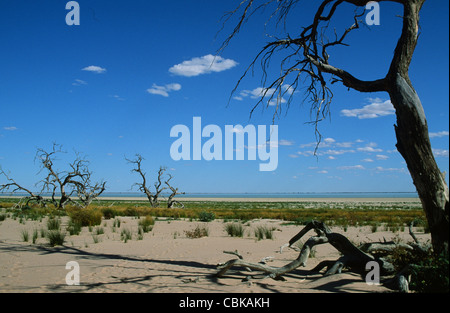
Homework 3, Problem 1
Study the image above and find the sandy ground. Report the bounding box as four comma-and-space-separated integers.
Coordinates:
0, 212, 430, 294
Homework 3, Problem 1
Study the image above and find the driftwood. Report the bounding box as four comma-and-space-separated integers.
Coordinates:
217, 220, 429, 292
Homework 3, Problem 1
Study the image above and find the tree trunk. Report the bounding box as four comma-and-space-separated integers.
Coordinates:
389, 73, 449, 256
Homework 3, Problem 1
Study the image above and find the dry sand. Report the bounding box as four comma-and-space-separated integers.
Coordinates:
0, 210, 430, 294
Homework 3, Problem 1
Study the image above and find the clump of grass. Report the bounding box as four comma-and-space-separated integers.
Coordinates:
138, 215, 155, 233
32, 229, 38, 244
94, 227, 104, 235
67, 221, 82, 236
46, 230, 66, 246
47, 217, 61, 231
254, 225, 274, 240
92, 234, 101, 244
224, 222, 244, 237
137, 227, 144, 240
185, 225, 209, 239
20, 229, 29, 242
121, 228, 132, 243
0, 214, 6, 222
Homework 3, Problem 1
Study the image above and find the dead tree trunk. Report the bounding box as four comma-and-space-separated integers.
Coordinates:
165, 174, 185, 208
217, 221, 395, 280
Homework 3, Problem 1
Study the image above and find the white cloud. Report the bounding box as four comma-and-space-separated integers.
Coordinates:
376, 155, 389, 160
433, 149, 449, 157
362, 158, 374, 162
236, 86, 292, 106
338, 165, 365, 170
317, 170, 328, 174
147, 83, 182, 97
169, 55, 237, 77
357, 146, 383, 153
72, 79, 87, 86
278, 139, 294, 146
341, 98, 395, 119
323, 149, 356, 155
375, 167, 406, 173
429, 131, 449, 138
3, 126, 18, 131
82, 65, 107, 74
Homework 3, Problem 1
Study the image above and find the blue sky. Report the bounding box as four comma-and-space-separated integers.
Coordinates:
0, 0, 448, 194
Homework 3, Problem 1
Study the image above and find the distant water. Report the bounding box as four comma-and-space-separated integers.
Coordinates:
1, 192, 419, 199
99, 192, 419, 199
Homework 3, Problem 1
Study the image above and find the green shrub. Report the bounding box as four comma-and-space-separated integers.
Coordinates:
101, 207, 118, 219
224, 223, 244, 237
68, 208, 102, 227
198, 211, 215, 222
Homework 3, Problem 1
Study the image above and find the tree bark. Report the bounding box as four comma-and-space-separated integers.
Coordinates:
388, 74, 449, 256
386, 0, 449, 256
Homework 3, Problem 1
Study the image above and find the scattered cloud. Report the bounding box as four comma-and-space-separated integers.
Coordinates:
278, 139, 294, 146
433, 149, 449, 157
317, 170, 328, 174
147, 83, 181, 97
110, 95, 125, 101
357, 146, 383, 153
376, 155, 389, 160
341, 98, 395, 119
362, 158, 374, 162
82, 65, 107, 74
72, 79, 87, 86
3, 126, 18, 131
375, 167, 406, 173
429, 131, 449, 138
338, 165, 365, 170
169, 54, 237, 77
235, 85, 294, 106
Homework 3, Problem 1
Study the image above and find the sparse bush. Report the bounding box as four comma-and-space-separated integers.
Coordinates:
121, 228, 132, 243
224, 222, 244, 237
185, 225, 209, 239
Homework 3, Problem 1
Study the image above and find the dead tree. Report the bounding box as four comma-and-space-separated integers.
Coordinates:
36, 144, 105, 209
73, 172, 107, 207
165, 174, 185, 209
126, 154, 167, 207
219, 0, 449, 256
0, 167, 47, 208
217, 220, 429, 292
